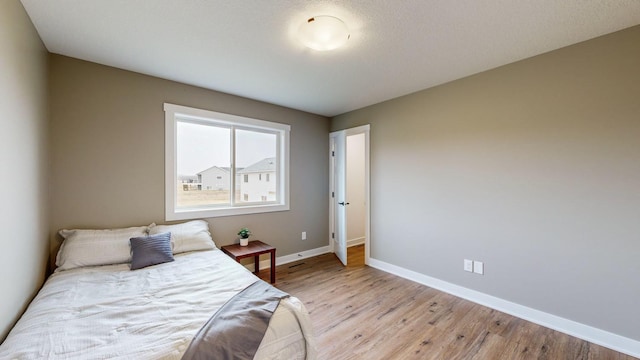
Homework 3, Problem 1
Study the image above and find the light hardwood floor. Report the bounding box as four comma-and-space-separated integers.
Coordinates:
260, 245, 636, 360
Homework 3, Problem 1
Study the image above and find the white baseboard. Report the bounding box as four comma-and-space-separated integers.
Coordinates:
347, 237, 365, 247
368, 258, 640, 358
244, 245, 331, 272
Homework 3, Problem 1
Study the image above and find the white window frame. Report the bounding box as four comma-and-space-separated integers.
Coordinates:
164, 103, 290, 220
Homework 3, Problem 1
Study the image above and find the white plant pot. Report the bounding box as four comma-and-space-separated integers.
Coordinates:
240, 238, 249, 246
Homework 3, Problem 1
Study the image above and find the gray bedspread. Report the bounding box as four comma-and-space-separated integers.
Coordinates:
182, 280, 289, 360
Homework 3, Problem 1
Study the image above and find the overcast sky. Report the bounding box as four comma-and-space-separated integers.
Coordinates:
177, 122, 276, 175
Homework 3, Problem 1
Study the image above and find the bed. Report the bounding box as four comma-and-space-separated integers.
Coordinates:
0, 221, 316, 359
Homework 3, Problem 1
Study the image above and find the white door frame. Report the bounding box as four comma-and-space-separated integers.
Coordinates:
329, 124, 371, 265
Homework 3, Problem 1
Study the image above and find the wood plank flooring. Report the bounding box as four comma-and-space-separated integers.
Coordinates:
260, 245, 636, 360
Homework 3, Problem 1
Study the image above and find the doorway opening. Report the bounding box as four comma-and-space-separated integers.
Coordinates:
329, 125, 370, 267
345, 133, 366, 267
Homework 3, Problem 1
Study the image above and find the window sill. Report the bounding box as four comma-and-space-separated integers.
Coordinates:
166, 203, 290, 221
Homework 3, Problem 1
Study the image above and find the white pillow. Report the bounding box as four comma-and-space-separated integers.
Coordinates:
56, 225, 149, 272
149, 220, 216, 254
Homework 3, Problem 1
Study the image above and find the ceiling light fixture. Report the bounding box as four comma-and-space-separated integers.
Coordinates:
297, 15, 350, 51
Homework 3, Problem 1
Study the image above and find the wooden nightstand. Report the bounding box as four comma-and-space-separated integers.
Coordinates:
221, 240, 276, 283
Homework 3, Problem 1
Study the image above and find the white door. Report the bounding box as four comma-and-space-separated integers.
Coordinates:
330, 130, 348, 266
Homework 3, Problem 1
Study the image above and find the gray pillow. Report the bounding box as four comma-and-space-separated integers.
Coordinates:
130, 232, 174, 270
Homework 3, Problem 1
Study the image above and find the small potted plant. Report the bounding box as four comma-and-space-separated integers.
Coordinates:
237, 227, 252, 246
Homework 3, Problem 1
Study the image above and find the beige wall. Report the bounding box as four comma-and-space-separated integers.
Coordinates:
332, 26, 640, 341
49, 55, 329, 268
0, 1, 49, 340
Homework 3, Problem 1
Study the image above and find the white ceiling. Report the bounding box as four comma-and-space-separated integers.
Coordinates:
20, 1, 640, 117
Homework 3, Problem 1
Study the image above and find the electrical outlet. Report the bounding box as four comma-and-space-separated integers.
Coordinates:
464, 259, 473, 272
301, 231, 307, 240
473, 261, 484, 275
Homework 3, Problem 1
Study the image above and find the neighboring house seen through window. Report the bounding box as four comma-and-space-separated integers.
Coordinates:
164, 103, 290, 220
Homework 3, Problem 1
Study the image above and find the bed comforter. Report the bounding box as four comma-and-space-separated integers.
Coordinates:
0, 249, 315, 360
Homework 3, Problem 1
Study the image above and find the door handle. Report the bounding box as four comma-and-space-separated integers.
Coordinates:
338, 202, 350, 206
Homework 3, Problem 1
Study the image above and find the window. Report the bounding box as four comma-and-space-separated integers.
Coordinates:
164, 103, 290, 220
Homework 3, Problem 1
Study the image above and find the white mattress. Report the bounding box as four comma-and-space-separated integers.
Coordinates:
0, 249, 315, 360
